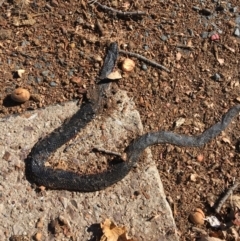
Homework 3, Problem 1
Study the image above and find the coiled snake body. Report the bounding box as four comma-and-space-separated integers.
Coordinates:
25, 43, 240, 192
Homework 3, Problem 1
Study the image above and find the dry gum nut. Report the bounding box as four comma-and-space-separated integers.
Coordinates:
189, 208, 205, 225
11, 88, 30, 103
122, 58, 135, 72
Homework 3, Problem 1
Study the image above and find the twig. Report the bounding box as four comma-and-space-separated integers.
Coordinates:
93, 147, 127, 161
214, 182, 239, 213
88, 0, 146, 17
93, 147, 122, 157
10, 50, 37, 59
119, 49, 170, 72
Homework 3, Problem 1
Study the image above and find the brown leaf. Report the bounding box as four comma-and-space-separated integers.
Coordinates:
217, 58, 224, 65
222, 137, 231, 144
190, 173, 198, 182
107, 70, 122, 80
174, 117, 185, 127
100, 219, 134, 241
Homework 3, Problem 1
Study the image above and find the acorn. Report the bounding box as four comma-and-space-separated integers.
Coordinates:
189, 208, 205, 225
11, 88, 30, 103
122, 58, 135, 72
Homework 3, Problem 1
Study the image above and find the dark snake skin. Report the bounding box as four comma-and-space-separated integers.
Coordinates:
25, 42, 240, 192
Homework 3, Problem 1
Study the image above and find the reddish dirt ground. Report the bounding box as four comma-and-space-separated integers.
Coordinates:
1, 0, 240, 240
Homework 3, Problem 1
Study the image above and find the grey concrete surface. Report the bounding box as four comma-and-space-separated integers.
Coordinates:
0, 90, 178, 241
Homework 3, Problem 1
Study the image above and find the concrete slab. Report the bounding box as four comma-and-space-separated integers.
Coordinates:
0, 90, 178, 241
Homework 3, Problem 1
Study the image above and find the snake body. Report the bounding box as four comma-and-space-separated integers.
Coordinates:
25, 43, 240, 191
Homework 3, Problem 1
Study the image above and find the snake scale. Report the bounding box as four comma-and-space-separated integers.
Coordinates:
25, 42, 240, 192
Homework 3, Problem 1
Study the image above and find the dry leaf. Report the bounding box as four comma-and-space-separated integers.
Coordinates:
122, 2, 130, 10
205, 216, 221, 228
12, 17, 20, 26
190, 173, 198, 182
100, 219, 134, 241
107, 70, 122, 80
22, 18, 36, 26
175, 117, 185, 127
202, 40, 208, 52
217, 58, 224, 65
17, 69, 25, 78
222, 137, 231, 144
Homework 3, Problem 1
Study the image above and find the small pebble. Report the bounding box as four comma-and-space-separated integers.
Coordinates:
210, 33, 220, 41
28, 75, 34, 82
143, 44, 149, 51
235, 17, 240, 25
234, 28, 240, 37
71, 76, 81, 84
50, 81, 57, 87
201, 32, 209, 39
68, 70, 74, 77
11, 88, 30, 103
76, 17, 84, 24
35, 77, 42, 84
21, 40, 30, 47
160, 35, 168, 41
41, 70, 49, 77
141, 64, 147, 71
187, 28, 194, 36
212, 73, 221, 81
192, 6, 200, 11
230, 7, 238, 13
34, 63, 42, 69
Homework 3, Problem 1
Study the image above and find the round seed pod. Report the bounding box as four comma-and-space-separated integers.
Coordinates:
11, 88, 30, 103
189, 208, 205, 225
122, 58, 135, 72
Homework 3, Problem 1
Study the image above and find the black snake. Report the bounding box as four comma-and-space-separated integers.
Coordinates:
25, 42, 240, 192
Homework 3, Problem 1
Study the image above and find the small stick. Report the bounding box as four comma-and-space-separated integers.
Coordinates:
88, 0, 146, 17
214, 182, 239, 213
95, 19, 105, 36
93, 147, 122, 157
174, 44, 195, 50
93, 147, 127, 161
119, 49, 170, 72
